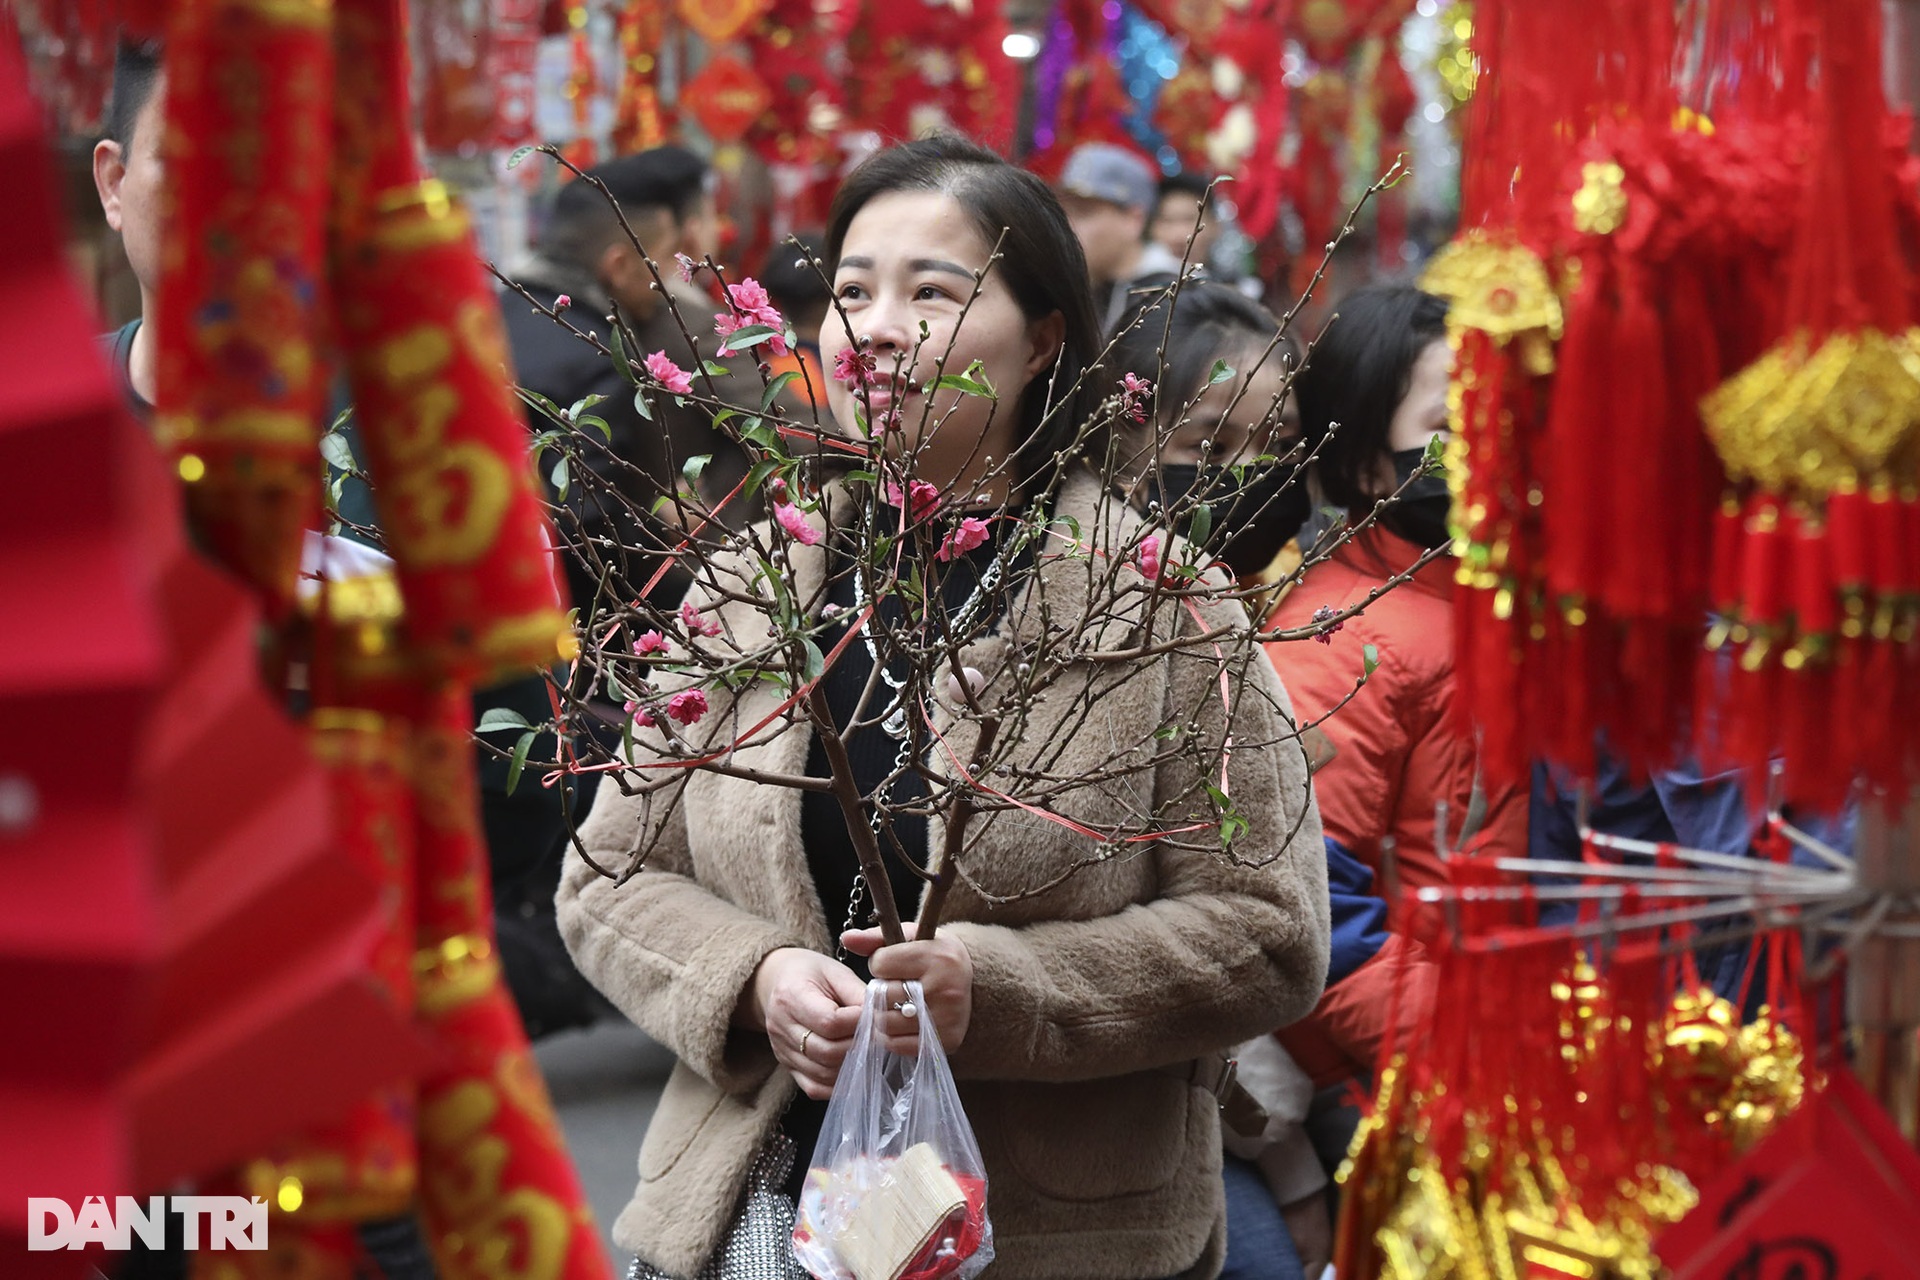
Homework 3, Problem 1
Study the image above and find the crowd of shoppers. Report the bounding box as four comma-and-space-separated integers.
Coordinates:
91, 33, 1835, 1274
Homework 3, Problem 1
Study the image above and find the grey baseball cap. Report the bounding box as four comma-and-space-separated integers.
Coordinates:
1058, 143, 1157, 213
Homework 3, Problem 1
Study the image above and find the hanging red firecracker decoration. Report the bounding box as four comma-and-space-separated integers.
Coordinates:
559, 0, 600, 170
153, 0, 335, 614
491, 0, 546, 151
1278, 0, 1418, 282
1206, 0, 1293, 247
742, 0, 855, 232
612, 0, 672, 154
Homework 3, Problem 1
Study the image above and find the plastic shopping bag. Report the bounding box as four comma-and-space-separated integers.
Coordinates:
791, 979, 992, 1280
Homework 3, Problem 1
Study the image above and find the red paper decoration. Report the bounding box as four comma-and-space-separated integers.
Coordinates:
0, 39, 422, 1279
677, 0, 775, 44
1657, 1069, 1920, 1280
681, 53, 775, 144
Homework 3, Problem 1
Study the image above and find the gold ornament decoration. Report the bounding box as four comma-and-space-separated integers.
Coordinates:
1571, 160, 1628, 236
1421, 232, 1565, 376
1699, 328, 1920, 497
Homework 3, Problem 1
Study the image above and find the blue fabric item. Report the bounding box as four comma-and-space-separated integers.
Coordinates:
1221, 1153, 1306, 1280
1324, 837, 1391, 987
1529, 752, 1855, 1004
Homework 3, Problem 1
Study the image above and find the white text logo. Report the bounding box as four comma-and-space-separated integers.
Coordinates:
26, 1196, 268, 1250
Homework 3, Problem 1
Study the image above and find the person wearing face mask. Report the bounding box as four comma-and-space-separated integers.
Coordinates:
557, 136, 1332, 1280
1103, 282, 1311, 583
1264, 283, 1526, 897
1105, 281, 1439, 1280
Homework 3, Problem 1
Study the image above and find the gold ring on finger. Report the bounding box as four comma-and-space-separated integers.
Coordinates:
799, 1028, 812, 1055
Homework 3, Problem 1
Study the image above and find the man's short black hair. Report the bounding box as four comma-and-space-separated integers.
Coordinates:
1157, 170, 1215, 212
756, 231, 829, 322
542, 151, 690, 265
106, 38, 164, 148
631, 145, 711, 226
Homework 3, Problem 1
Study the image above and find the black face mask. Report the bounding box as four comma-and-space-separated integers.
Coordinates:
1151, 461, 1313, 577
1379, 446, 1452, 551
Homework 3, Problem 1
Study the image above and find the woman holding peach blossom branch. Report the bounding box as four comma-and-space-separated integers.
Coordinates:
556, 136, 1330, 1280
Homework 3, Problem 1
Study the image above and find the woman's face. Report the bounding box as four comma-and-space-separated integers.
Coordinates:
1388, 337, 1452, 454
821, 190, 1064, 502
1154, 348, 1299, 471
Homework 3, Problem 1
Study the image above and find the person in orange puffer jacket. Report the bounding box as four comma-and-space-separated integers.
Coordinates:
1264, 284, 1524, 1091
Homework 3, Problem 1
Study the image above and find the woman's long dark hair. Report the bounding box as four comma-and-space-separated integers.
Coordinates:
825, 136, 1104, 482
1297, 284, 1448, 509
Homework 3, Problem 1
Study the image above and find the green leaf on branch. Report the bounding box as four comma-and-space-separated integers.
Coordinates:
1207, 783, 1248, 848
761, 370, 802, 411
609, 324, 637, 385
1187, 502, 1212, 550
506, 730, 536, 795
704, 360, 731, 377
1207, 359, 1236, 387
802, 638, 827, 683
633, 387, 654, 421
743, 459, 782, 499
319, 431, 356, 473
716, 324, 781, 353
518, 388, 568, 427
567, 393, 607, 420
577, 414, 611, 442
929, 360, 996, 399
551, 457, 570, 499
1220, 810, 1249, 848
1362, 642, 1379, 676
506, 144, 541, 170
683, 454, 712, 485
740, 418, 785, 453
476, 707, 533, 733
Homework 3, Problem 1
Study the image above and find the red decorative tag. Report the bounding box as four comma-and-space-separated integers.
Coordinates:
681, 54, 774, 142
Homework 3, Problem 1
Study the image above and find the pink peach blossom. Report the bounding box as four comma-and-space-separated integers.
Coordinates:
680, 600, 723, 637
937, 516, 991, 562
774, 501, 823, 546
644, 350, 693, 395
666, 689, 709, 725
716, 277, 790, 356
833, 345, 879, 388
885, 478, 942, 522
633, 629, 669, 656
1137, 535, 1162, 581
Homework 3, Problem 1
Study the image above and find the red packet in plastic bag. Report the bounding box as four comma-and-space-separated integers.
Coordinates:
791, 980, 991, 1280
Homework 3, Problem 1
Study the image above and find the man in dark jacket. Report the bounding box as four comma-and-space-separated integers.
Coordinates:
500, 148, 751, 616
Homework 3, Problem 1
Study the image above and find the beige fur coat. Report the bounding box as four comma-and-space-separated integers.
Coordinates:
556, 467, 1331, 1279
